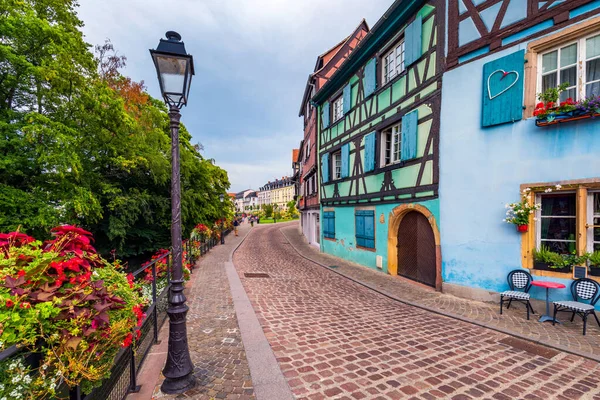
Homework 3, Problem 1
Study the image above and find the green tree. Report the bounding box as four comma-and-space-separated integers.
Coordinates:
286, 200, 298, 218
262, 204, 273, 218
0, 1, 231, 259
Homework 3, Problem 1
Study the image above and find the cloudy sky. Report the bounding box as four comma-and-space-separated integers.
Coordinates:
77, 0, 392, 192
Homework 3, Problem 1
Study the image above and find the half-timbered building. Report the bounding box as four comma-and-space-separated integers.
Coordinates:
298, 21, 369, 248
313, 0, 444, 289
440, 0, 600, 302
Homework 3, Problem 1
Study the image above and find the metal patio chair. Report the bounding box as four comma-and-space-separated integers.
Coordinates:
553, 278, 600, 335
500, 270, 535, 320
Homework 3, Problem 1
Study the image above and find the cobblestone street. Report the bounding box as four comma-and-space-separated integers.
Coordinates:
233, 222, 600, 400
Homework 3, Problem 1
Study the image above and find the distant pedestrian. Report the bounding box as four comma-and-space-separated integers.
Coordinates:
233, 218, 239, 236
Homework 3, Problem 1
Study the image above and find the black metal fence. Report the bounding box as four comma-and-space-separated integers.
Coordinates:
0, 231, 230, 400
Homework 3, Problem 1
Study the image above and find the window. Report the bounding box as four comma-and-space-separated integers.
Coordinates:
306, 138, 311, 160
332, 96, 344, 122
355, 210, 375, 249
323, 211, 335, 239
383, 40, 406, 85
536, 193, 576, 254
381, 122, 402, 166
332, 151, 342, 180
588, 192, 600, 252
539, 33, 600, 101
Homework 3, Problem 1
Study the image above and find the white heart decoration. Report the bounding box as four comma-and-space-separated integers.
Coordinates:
487, 69, 519, 100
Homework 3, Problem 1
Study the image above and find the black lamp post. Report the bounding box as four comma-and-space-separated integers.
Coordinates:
219, 194, 225, 245
150, 31, 195, 394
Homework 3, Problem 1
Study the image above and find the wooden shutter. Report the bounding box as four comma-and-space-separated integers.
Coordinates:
341, 143, 350, 178
401, 110, 418, 161
363, 58, 377, 98
324, 211, 335, 238
356, 210, 375, 249
322, 102, 330, 128
321, 153, 330, 183
364, 132, 376, 172
481, 50, 525, 127
343, 83, 352, 114
405, 15, 422, 67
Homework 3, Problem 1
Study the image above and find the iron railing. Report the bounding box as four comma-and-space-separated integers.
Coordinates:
0, 231, 230, 400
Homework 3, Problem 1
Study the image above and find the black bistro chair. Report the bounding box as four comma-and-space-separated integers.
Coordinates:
500, 270, 535, 320
553, 278, 600, 335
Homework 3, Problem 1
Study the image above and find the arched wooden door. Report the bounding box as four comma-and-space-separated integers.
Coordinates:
397, 211, 436, 287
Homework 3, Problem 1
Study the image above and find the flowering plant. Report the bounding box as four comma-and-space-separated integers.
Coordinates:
575, 94, 600, 115
190, 224, 211, 242
0, 226, 146, 398
139, 248, 190, 303
503, 188, 541, 226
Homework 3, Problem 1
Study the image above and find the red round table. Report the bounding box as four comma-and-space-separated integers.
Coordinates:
531, 281, 566, 322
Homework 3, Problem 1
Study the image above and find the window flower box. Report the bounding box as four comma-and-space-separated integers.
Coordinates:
588, 267, 600, 277
533, 261, 572, 274
535, 108, 600, 127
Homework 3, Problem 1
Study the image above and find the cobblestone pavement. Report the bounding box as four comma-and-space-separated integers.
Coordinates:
233, 222, 600, 400
153, 224, 255, 400
278, 224, 600, 360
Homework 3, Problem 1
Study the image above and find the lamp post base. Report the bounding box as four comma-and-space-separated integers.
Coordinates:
161, 279, 195, 395
161, 372, 196, 394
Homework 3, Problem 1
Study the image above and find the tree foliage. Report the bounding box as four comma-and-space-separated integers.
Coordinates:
0, 0, 230, 259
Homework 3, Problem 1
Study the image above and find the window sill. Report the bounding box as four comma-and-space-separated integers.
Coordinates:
324, 237, 336, 242
536, 110, 600, 127
529, 268, 600, 284
356, 245, 376, 252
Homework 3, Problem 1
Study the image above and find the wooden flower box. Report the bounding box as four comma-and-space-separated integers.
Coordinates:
536, 109, 600, 127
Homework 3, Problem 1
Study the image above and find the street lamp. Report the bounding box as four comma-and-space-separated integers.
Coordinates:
219, 194, 225, 245
150, 31, 195, 394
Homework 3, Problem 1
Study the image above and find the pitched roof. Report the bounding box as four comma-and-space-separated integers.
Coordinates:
299, 19, 369, 116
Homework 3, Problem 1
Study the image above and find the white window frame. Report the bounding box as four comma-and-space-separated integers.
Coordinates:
332, 151, 342, 180
382, 40, 406, 85
332, 96, 344, 122
537, 32, 600, 102
587, 190, 600, 252
535, 192, 577, 252
380, 122, 402, 167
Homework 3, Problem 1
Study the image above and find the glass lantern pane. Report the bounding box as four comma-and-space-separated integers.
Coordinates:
156, 56, 187, 94
542, 51, 557, 73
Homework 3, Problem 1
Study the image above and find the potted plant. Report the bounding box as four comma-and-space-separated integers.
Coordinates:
504, 190, 540, 232
533, 247, 587, 273
589, 251, 600, 276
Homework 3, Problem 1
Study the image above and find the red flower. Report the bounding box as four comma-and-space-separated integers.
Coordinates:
122, 332, 133, 347
136, 329, 142, 340
535, 102, 545, 109
5, 299, 14, 308
17, 270, 26, 278
20, 302, 31, 309
91, 320, 99, 329
545, 101, 555, 109
51, 225, 92, 236
126, 273, 135, 289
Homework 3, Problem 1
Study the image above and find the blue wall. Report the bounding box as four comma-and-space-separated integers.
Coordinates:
321, 199, 440, 272
440, 42, 600, 302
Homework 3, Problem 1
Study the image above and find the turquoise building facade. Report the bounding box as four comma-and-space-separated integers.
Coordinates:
314, 0, 445, 289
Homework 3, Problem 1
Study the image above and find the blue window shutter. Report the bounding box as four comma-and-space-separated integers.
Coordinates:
343, 84, 352, 114
341, 143, 350, 178
405, 15, 422, 67
321, 153, 329, 183
322, 102, 330, 128
364, 211, 375, 248
401, 110, 418, 160
481, 50, 525, 127
364, 132, 376, 172
363, 58, 377, 98
355, 213, 365, 247
331, 213, 335, 237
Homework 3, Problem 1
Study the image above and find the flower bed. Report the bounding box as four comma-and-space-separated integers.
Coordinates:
0, 227, 147, 398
